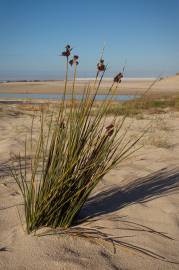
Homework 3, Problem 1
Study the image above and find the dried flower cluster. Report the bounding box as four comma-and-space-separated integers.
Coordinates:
61, 45, 79, 67
97, 59, 106, 72
106, 124, 114, 137
69, 55, 79, 66
61, 45, 72, 58
113, 72, 123, 83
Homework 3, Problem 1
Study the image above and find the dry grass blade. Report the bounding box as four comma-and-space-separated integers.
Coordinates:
36, 226, 179, 264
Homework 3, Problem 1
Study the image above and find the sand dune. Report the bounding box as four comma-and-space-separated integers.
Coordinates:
155, 75, 179, 90
0, 106, 179, 269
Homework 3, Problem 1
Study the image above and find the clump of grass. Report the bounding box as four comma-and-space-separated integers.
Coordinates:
104, 95, 179, 118
105, 102, 142, 116
128, 95, 179, 113
10, 45, 144, 233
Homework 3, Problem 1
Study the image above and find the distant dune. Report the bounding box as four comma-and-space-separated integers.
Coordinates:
159, 75, 179, 83
151, 75, 179, 92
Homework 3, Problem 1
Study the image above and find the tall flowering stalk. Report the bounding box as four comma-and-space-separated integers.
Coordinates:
69, 55, 79, 100
93, 45, 106, 89
61, 45, 72, 97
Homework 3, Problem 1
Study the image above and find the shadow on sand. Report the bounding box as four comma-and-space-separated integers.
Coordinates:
0, 156, 31, 178
79, 167, 179, 222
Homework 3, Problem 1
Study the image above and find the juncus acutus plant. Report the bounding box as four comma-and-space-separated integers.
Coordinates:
11, 45, 143, 233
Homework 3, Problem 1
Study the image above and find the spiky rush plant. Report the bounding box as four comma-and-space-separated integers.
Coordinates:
11, 45, 144, 233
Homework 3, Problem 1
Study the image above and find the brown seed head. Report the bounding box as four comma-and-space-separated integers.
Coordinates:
73, 55, 79, 65
61, 45, 72, 58
106, 124, 114, 131
74, 55, 79, 60
106, 124, 114, 137
65, 45, 71, 49
107, 129, 114, 137
69, 59, 74, 66
97, 59, 106, 72
113, 72, 123, 83
69, 55, 79, 66
59, 120, 65, 129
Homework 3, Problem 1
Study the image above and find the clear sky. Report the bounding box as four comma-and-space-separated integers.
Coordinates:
0, 0, 179, 80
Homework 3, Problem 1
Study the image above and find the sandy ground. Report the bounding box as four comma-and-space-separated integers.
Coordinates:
0, 75, 179, 96
0, 101, 179, 270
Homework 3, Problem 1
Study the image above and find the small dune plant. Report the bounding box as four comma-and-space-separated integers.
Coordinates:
11, 45, 143, 234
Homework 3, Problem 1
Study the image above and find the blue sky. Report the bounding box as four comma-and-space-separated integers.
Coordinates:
0, 0, 179, 80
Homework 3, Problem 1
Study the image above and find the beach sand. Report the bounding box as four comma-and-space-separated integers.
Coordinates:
0, 75, 179, 96
0, 79, 179, 269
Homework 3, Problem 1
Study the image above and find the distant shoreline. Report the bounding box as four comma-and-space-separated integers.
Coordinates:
0, 77, 157, 83
0, 76, 178, 97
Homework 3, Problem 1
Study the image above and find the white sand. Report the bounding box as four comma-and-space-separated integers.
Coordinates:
0, 106, 179, 269
0, 75, 179, 96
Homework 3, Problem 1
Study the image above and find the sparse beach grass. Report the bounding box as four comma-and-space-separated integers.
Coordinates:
104, 94, 179, 117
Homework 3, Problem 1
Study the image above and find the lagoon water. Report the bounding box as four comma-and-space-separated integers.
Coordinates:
0, 93, 138, 101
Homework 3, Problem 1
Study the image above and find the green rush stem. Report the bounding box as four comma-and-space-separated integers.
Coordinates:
64, 56, 69, 97
93, 44, 105, 90
60, 56, 69, 120
93, 70, 99, 90
96, 68, 106, 90
72, 63, 77, 100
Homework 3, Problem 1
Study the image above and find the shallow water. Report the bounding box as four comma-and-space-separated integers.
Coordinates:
0, 93, 139, 101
